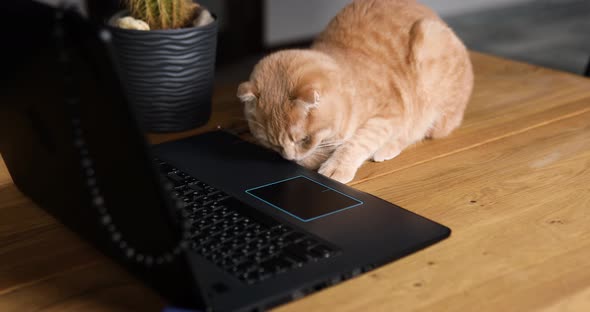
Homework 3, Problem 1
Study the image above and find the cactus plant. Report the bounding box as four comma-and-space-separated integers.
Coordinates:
125, 0, 198, 30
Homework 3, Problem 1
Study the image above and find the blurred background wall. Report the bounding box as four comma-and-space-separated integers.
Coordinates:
260, 0, 533, 46
36, 0, 590, 84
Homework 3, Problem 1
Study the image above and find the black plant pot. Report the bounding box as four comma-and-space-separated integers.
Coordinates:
108, 11, 218, 133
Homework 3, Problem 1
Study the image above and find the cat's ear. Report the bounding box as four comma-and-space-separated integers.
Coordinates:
237, 82, 257, 103
293, 85, 320, 111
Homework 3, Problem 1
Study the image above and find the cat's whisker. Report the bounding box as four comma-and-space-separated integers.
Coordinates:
319, 139, 345, 144
308, 150, 333, 158
318, 141, 344, 148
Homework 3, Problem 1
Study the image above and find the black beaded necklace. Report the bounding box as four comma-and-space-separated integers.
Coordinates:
54, 7, 190, 267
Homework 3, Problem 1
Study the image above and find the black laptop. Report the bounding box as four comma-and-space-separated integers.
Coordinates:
0, 3, 450, 311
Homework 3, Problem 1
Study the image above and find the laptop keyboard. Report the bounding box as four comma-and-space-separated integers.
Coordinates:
156, 158, 340, 284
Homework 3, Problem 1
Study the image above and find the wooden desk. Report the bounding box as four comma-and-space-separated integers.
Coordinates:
1, 52, 590, 311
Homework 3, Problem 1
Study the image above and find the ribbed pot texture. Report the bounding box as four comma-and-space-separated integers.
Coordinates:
108, 11, 218, 133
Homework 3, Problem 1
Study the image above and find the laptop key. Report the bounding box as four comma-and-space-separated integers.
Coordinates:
240, 271, 259, 283
167, 172, 185, 183
270, 225, 291, 237
281, 252, 305, 267
283, 232, 306, 243
300, 238, 319, 249
187, 183, 203, 192
310, 244, 338, 258
308, 247, 325, 259
260, 257, 291, 273
179, 187, 194, 197
235, 260, 255, 272
284, 243, 310, 260
159, 163, 176, 174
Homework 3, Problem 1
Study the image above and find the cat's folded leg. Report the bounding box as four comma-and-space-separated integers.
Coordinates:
372, 137, 405, 162
410, 18, 472, 140
318, 117, 395, 183
425, 108, 465, 139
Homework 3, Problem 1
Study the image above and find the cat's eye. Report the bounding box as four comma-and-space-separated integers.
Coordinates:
299, 136, 311, 145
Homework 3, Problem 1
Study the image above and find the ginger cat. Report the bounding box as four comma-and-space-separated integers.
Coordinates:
237, 0, 473, 183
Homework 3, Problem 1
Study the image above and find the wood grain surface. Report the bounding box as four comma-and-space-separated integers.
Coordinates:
1, 52, 590, 311
0, 154, 10, 188
277, 111, 590, 312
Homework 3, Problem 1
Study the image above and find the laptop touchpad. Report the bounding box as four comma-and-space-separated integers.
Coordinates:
246, 176, 363, 222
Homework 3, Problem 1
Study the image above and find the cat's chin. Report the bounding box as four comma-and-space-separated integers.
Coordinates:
295, 152, 330, 170
296, 158, 321, 170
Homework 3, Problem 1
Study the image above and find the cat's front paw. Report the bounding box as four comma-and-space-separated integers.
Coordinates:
318, 159, 357, 184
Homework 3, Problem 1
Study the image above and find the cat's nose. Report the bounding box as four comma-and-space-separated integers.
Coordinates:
281, 149, 296, 160
282, 151, 295, 160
